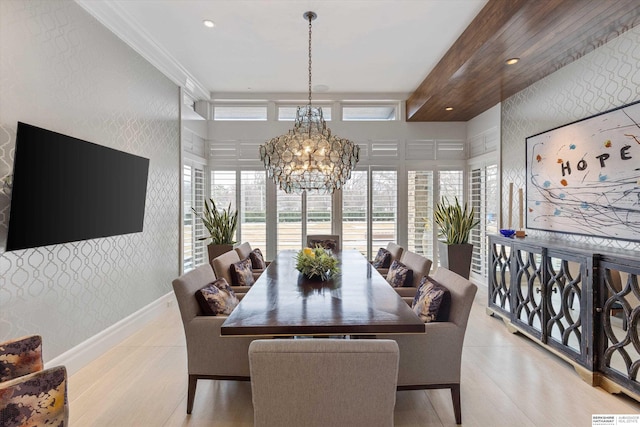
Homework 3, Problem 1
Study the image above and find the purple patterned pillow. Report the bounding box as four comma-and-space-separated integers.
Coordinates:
412, 277, 450, 323
249, 248, 266, 269
372, 248, 392, 269
386, 260, 413, 288
195, 278, 239, 316
230, 257, 255, 286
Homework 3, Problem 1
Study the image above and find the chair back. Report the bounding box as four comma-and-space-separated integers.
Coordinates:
386, 242, 404, 263
306, 234, 340, 252
249, 338, 398, 427
172, 263, 217, 325
211, 250, 241, 285
234, 242, 253, 260
431, 267, 477, 329
0, 365, 68, 425
400, 250, 433, 288
0, 335, 43, 382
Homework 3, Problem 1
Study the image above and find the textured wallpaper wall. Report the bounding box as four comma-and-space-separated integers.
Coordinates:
0, 0, 180, 360
501, 25, 640, 251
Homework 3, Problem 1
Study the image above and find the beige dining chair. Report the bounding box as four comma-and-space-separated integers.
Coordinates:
387, 267, 477, 425
374, 242, 405, 276
306, 234, 340, 252
211, 249, 255, 296
393, 250, 433, 298
234, 242, 269, 276
172, 263, 256, 413
249, 339, 399, 427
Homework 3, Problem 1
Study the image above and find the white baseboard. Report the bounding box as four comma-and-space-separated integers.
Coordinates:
45, 291, 174, 375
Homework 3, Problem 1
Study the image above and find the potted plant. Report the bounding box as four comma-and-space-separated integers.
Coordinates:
433, 196, 479, 279
192, 199, 238, 261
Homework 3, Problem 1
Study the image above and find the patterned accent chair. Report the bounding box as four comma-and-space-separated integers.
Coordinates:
0, 335, 69, 426
0, 335, 43, 382
386, 267, 477, 424
1, 366, 68, 426
172, 263, 257, 414
373, 242, 405, 276
393, 250, 433, 298
306, 234, 340, 252
249, 339, 399, 427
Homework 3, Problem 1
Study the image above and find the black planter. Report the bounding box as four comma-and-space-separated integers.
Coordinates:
438, 241, 473, 279
207, 243, 235, 262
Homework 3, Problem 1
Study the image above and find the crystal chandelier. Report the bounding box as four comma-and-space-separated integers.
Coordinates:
259, 11, 360, 194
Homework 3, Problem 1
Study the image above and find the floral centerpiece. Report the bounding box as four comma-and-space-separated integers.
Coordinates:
295, 246, 339, 281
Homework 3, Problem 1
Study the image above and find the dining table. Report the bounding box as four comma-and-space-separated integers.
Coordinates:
221, 249, 425, 336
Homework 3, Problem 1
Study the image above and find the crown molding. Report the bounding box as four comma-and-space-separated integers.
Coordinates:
75, 0, 210, 101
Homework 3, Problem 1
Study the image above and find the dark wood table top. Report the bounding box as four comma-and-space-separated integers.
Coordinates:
221, 250, 425, 336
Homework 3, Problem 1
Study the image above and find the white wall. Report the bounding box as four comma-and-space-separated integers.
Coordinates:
0, 0, 180, 361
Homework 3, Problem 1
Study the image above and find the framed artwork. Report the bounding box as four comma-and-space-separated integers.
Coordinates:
526, 100, 640, 241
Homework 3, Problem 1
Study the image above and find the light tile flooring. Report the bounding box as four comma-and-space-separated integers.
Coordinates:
69, 286, 640, 426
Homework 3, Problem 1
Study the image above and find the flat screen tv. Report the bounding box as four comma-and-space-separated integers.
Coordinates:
6, 122, 150, 251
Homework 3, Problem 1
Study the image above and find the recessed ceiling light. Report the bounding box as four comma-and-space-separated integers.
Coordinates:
203, 20, 215, 28
505, 57, 519, 65
445, 107, 453, 111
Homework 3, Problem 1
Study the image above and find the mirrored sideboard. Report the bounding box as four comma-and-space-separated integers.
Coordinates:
488, 235, 640, 401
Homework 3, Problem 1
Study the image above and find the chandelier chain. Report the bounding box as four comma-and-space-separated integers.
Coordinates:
307, 13, 312, 109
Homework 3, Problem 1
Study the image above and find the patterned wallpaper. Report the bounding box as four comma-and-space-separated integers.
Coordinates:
501, 25, 640, 251
0, 0, 180, 360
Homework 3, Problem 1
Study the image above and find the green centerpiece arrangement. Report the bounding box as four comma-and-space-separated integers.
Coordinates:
295, 246, 339, 281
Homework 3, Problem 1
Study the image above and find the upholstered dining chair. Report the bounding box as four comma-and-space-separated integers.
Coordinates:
306, 234, 340, 252
373, 242, 405, 276
211, 249, 256, 297
387, 267, 477, 425
249, 339, 399, 427
393, 250, 433, 298
172, 263, 256, 414
234, 242, 269, 277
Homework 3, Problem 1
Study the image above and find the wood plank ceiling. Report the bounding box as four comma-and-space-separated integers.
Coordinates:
406, 0, 640, 122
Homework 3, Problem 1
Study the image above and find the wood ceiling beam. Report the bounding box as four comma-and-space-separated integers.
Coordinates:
406, 0, 640, 122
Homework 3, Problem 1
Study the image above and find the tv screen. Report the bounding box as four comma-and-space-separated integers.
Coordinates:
6, 122, 150, 251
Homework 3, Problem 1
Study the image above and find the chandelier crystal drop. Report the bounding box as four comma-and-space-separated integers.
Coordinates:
259, 11, 359, 194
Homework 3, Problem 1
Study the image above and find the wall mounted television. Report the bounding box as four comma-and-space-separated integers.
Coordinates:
6, 122, 150, 251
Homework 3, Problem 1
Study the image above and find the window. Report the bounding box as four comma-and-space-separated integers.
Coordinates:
470, 164, 498, 278
211, 171, 236, 211
438, 170, 463, 202
183, 164, 206, 272
372, 170, 397, 253
437, 170, 464, 265
183, 165, 194, 272
277, 191, 302, 251
213, 105, 267, 121
342, 105, 398, 121
307, 192, 332, 236
278, 105, 331, 121
240, 171, 267, 249
408, 170, 434, 260
342, 170, 368, 256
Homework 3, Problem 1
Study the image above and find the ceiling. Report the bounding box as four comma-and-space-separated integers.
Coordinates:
77, 0, 640, 122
